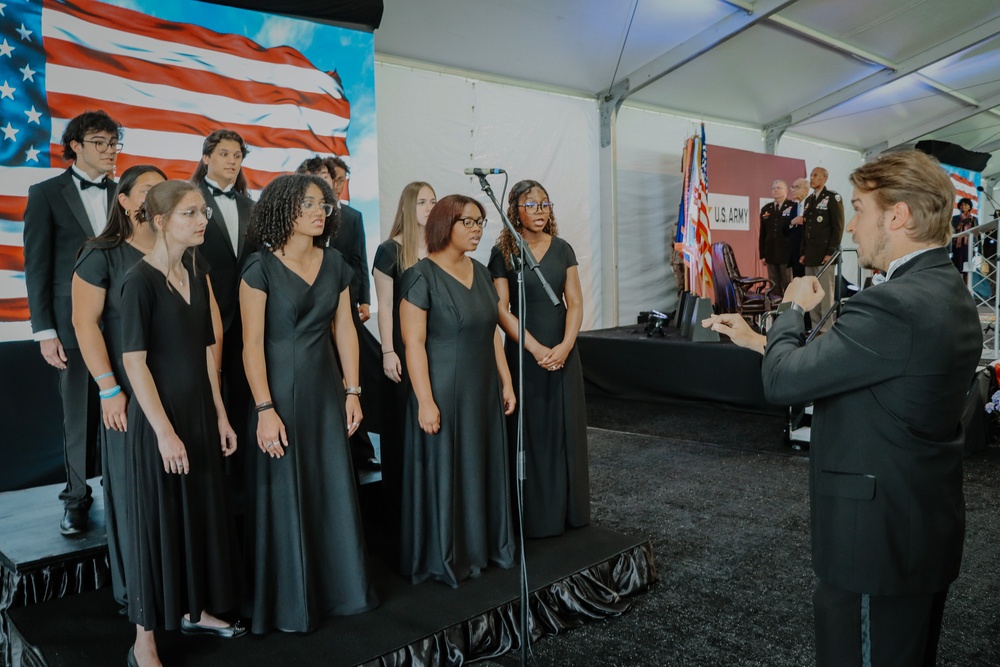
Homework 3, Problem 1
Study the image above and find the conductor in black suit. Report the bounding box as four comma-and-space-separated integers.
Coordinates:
297, 156, 381, 471
191, 129, 254, 486
704, 150, 981, 666
23, 110, 123, 535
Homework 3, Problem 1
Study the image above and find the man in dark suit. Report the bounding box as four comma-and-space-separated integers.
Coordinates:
787, 177, 810, 278
191, 129, 254, 488
800, 167, 844, 331
704, 150, 981, 666
758, 179, 796, 296
22, 110, 122, 534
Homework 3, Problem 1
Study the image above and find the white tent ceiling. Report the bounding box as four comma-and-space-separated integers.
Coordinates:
374, 0, 1000, 173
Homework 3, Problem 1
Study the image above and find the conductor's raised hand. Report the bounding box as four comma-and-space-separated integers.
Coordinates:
784, 276, 824, 312
701, 313, 765, 353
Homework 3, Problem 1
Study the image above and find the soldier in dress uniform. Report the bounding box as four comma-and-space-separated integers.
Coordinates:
799, 167, 844, 331
759, 179, 797, 296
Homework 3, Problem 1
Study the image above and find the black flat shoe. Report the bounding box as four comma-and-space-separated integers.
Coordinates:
180, 616, 247, 639
126, 645, 138, 667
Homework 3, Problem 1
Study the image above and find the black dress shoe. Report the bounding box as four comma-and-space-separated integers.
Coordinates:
126, 645, 138, 667
362, 457, 382, 471
59, 508, 87, 536
180, 616, 247, 639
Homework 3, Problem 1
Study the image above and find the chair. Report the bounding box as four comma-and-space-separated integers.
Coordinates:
711, 242, 780, 326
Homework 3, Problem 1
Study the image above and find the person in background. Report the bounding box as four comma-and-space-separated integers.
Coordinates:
241, 173, 377, 633
121, 181, 245, 667
400, 194, 516, 587
296, 156, 381, 472
787, 178, 810, 279
800, 167, 844, 331
23, 110, 122, 535
759, 179, 796, 296
950, 197, 977, 274
488, 179, 590, 538
372, 181, 435, 564
72, 165, 168, 611
704, 150, 980, 667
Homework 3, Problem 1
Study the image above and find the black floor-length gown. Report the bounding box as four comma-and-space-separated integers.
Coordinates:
121, 258, 241, 631
372, 239, 408, 565
242, 248, 377, 634
400, 258, 515, 588
74, 241, 144, 607
488, 237, 590, 538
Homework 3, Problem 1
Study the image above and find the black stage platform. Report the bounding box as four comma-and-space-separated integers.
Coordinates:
1, 479, 655, 666
577, 325, 781, 414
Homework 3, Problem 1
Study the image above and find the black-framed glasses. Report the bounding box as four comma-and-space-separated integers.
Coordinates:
518, 201, 553, 213
457, 217, 487, 229
300, 200, 334, 216
81, 139, 123, 153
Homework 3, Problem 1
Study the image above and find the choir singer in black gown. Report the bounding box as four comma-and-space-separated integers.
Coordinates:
241, 174, 377, 633
399, 194, 516, 587
121, 181, 244, 667
488, 179, 590, 538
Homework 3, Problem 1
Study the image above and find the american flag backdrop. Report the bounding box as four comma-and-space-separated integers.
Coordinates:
0, 0, 361, 341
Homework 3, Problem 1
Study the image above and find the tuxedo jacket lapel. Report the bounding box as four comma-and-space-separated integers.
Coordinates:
59, 171, 94, 237
236, 195, 251, 257
200, 182, 236, 257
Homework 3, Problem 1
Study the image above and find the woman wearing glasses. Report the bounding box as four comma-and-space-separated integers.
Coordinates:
488, 180, 589, 538
120, 181, 244, 667
400, 194, 516, 587
240, 174, 377, 633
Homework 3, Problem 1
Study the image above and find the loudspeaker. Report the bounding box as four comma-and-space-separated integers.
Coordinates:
688, 297, 720, 343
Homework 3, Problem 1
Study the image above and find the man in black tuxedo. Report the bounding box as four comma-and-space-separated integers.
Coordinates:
758, 179, 796, 296
22, 110, 122, 534
704, 150, 981, 666
191, 129, 254, 489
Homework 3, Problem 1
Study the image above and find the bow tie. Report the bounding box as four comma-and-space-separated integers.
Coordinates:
74, 173, 110, 190
208, 185, 236, 199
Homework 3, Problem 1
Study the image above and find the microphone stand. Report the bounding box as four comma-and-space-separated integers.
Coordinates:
472, 172, 560, 667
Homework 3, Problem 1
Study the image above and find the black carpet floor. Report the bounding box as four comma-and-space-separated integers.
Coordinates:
481, 396, 1000, 667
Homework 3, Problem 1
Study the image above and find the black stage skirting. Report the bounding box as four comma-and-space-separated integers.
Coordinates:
1, 480, 656, 666
578, 325, 782, 414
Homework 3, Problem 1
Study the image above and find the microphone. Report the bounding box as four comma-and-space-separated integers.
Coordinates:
464, 167, 505, 176
977, 185, 1000, 218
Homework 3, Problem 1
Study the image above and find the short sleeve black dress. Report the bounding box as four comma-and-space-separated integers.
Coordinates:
74, 241, 144, 608
242, 248, 378, 634
488, 237, 590, 538
400, 258, 514, 588
121, 257, 241, 631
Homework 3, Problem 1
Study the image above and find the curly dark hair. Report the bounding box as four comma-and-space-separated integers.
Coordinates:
90, 165, 167, 249
190, 129, 250, 195
425, 195, 486, 254
61, 110, 122, 161
957, 197, 974, 211
247, 174, 338, 253
296, 156, 329, 178
496, 179, 558, 269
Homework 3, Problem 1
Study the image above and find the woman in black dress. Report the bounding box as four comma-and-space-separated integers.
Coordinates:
488, 179, 590, 538
372, 181, 435, 564
121, 181, 244, 667
951, 197, 977, 274
241, 174, 377, 633
400, 194, 516, 587
72, 165, 165, 610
